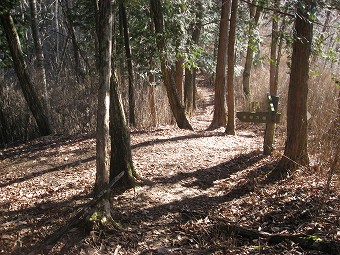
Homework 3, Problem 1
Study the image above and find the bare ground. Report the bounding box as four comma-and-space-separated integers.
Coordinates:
0, 82, 339, 255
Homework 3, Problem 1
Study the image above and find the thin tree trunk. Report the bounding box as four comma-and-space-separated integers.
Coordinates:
274, 0, 314, 178
150, 0, 193, 131
60, 0, 84, 80
242, 0, 261, 99
184, 0, 203, 115
28, 0, 50, 120
264, 0, 280, 155
119, 1, 136, 127
225, 0, 238, 135
207, 0, 231, 131
0, 12, 51, 136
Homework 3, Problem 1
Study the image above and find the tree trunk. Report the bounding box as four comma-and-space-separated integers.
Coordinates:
28, 0, 50, 120
263, 0, 280, 155
184, 0, 203, 115
274, 0, 314, 178
0, 12, 51, 136
60, 0, 85, 80
225, 0, 238, 135
119, 1, 136, 127
150, 0, 193, 131
94, 0, 113, 211
242, 0, 261, 99
207, 0, 231, 131
110, 75, 138, 189
175, 57, 184, 103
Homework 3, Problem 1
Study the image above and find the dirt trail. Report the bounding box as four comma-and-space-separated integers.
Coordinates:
0, 83, 338, 255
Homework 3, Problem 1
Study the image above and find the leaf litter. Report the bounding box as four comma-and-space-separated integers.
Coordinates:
0, 82, 339, 255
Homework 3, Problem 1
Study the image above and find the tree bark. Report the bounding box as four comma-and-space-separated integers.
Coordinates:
0, 12, 51, 136
119, 1, 136, 127
184, 0, 203, 116
95, 0, 113, 200
110, 75, 138, 189
150, 0, 193, 131
207, 0, 231, 131
28, 0, 50, 119
225, 0, 238, 135
274, 0, 314, 178
242, 0, 261, 99
263, 0, 280, 155
175, 57, 184, 103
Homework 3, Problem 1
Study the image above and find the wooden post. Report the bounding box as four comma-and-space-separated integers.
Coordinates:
263, 94, 279, 155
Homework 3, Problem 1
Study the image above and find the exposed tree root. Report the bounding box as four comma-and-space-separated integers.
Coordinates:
215, 217, 340, 255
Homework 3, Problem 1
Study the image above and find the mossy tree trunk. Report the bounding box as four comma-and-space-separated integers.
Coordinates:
110, 76, 138, 189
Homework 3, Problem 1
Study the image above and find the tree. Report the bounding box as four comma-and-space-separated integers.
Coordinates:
207, 0, 231, 131
273, 0, 315, 178
94, 0, 113, 218
119, 1, 136, 127
0, 5, 52, 136
28, 0, 50, 118
150, 0, 193, 131
242, 0, 262, 99
184, 0, 203, 116
225, 0, 238, 135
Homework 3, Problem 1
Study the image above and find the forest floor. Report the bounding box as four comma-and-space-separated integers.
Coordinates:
0, 81, 339, 255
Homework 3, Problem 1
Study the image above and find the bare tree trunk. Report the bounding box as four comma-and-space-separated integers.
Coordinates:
0, 12, 51, 136
150, 0, 193, 131
242, 0, 261, 99
225, 0, 238, 135
60, 0, 85, 80
207, 0, 231, 130
95, 0, 113, 205
264, 0, 280, 155
274, 0, 314, 178
28, 0, 50, 120
119, 1, 136, 127
184, 0, 203, 115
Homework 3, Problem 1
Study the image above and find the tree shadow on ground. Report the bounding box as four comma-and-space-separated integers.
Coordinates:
0, 133, 94, 161
153, 150, 265, 190
0, 156, 95, 188
131, 131, 225, 150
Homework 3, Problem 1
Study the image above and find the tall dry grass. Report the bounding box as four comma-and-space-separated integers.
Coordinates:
239, 55, 339, 183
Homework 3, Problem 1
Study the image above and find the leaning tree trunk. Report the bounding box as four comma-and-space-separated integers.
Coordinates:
0, 12, 51, 136
119, 1, 136, 127
225, 0, 238, 135
273, 0, 314, 178
94, 0, 113, 221
207, 0, 231, 131
150, 0, 193, 131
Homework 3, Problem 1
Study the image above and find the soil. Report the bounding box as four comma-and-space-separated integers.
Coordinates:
0, 82, 339, 255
